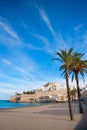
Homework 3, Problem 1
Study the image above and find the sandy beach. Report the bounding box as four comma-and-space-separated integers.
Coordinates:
0, 103, 85, 130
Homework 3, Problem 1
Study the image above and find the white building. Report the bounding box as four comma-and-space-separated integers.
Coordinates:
38, 82, 65, 92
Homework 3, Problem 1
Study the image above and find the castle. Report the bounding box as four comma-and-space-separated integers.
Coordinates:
10, 82, 67, 103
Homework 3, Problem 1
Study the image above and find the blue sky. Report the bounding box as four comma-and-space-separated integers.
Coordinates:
0, 0, 87, 99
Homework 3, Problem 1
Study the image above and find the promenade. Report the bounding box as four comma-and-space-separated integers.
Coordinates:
0, 102, 86, 130
74, 102, 87, 130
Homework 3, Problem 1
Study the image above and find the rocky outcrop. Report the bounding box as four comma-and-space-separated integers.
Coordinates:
10, 95, 20, 102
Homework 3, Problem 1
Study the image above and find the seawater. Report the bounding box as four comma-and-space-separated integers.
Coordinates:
0, 100, 46, 109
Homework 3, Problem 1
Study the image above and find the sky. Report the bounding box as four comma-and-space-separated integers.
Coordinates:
0, 0, 87, 99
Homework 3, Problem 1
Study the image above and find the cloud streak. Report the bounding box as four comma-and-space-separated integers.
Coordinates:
39, 8, 55, 35
24, 43, 43, 51
32, 33, 54, 54
0, 18, 20, 41
34, 4, 55, 35
1, 57, 38, 78
2, 58, 12, 65
0, 73, 47, 92
0, 17, 22, 48
32, 33, 49, 46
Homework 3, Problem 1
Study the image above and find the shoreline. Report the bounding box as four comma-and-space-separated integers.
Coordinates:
0, 101, 57, 111
0, 102, 53, 111
0, 100, 64, 110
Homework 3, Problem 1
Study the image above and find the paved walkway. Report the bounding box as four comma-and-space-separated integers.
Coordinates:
74, 102, 87, 130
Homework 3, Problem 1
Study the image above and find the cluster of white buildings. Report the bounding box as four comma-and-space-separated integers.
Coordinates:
38, 82, 65, 91
10, 82, 67, 103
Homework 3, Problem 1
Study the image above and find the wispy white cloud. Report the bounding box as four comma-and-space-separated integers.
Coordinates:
2, 58, 12, 65
0, 53, 46, 86
24, 43, 43, 51
1, 57, 38, 78
0, 17, 22, 48
32, 33, 49, 46
39, 8, 55, 35
0, 18, 19, 40
0, 87, 15, 94
34, 4, 55, 35
69, 30, 87, 51
32, 33, 54, 54
1, 58, 27, 74
31, 33, 69, 54
14, 66, 27, 74
50, 33, 71, 53
0, 73, 29, 84
0, 73, 46, 91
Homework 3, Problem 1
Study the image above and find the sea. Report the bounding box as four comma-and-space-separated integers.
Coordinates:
0, 100, 46, 109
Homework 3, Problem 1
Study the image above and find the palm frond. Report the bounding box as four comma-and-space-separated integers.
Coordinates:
79, 71, 85, 82
71, 73, 75, 82
82, 68, 87, 74
52, 58, 63, 62
59, 64, 65, 71
61, 70, 66, 77
68, 70, 73, 77
68, 48, 73, 55
73, 52, 84, 59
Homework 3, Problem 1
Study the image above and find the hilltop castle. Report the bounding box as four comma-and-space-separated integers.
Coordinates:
10, 82, 67, 103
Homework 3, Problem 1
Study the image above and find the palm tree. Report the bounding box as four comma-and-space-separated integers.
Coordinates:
53, 48, 74, 120
70, 87, 77, 102
70, 53, 87, 113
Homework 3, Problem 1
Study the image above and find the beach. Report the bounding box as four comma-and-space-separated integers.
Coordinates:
0, 103, 85, 130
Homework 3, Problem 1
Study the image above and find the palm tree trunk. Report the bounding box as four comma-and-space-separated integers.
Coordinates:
75, 72, 83, 113
66, 68, 73, 120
